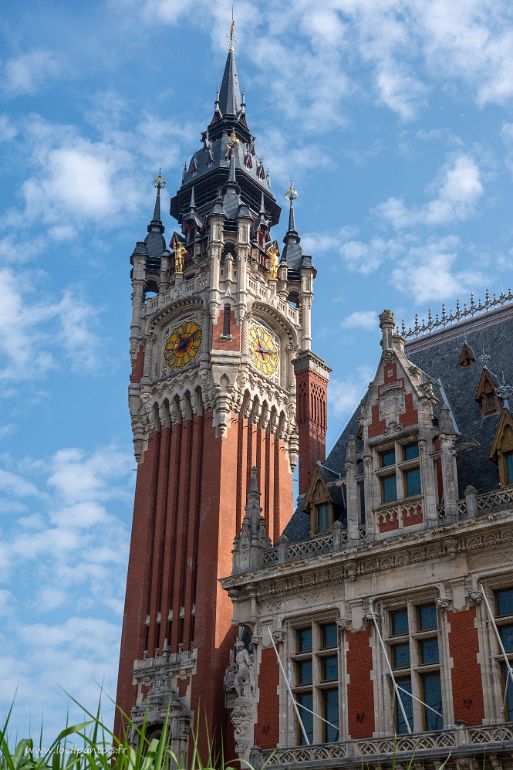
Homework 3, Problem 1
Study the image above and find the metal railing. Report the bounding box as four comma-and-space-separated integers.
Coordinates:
261, 722, 513, 767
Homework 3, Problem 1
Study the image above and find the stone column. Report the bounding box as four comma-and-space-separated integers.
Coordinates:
345, 436, 359, 544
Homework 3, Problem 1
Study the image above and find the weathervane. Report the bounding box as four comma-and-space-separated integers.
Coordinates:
226, 6, 237, 52
153, 169, 166, 190
285, 180, 298, 202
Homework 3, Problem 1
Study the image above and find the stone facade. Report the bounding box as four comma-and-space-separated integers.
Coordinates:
223, 302, 513, 769
115, 45, 329, 762
116, 36, 513, 770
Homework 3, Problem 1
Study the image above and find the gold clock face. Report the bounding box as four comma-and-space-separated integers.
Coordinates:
248, 324, 279, 376
163, 320, 202, 370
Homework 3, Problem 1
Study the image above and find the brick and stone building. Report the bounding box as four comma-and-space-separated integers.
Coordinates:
116, 35, 513, 770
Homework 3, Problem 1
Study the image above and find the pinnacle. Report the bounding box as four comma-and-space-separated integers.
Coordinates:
218, 48, 242, 116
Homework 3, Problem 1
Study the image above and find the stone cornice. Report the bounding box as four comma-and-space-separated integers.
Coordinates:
221, 508, 513, 602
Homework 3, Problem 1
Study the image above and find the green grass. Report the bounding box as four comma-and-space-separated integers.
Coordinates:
0, 694, 239, 770
0, 696, 456, 770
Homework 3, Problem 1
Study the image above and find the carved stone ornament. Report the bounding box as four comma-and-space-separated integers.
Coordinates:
271, 629, 286, 644
436, 598, 451, 611
468, 591, 483, 606
379, 391, 405, 423
229, 638, 258, 759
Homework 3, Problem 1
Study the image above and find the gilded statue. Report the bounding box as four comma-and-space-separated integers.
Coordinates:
172, 237, 187, 275
266, 242, 279, 281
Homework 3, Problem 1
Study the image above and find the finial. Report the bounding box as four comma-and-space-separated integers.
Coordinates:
151, 170, 166, 223
153, 170, 166, 190
285, 180, 298, 203
226, 6, 237, 53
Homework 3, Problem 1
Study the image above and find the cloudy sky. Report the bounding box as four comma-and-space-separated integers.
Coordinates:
1, 0, 513, 740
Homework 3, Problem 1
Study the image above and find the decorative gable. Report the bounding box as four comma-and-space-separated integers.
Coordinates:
459, 343, 475, 367
302, 466, 336, 536
367, 357, 419, 440
489, 409, 513, 487
475, 368, 499, 416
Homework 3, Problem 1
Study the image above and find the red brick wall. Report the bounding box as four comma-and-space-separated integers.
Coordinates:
347, 627, 375, 738
115, 408, 294, 755
114, 432, 159, 737
211, 308, 241, 352
296, 369, 328, 494
400, 393, 418, 427
255, 647, 280, 748
130, 345, 144, 383
448, 608, 484, 725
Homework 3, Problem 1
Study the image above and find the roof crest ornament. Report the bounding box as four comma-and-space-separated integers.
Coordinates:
226, 7, 237, 53
401, 287, 513, 340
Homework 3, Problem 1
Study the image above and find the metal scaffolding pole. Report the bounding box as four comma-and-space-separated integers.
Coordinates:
369, 604, 412, 734
268, 627, 311, 746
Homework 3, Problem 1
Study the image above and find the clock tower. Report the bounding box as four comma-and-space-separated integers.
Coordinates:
115, 37, 329, 758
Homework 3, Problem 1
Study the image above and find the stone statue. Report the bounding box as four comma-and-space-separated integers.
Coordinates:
234, 639, 252, 697
172, 237, 187, 275
266, 242, 279, 281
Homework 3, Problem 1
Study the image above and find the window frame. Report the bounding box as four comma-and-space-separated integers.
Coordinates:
381, 597, 446, 735
375, 437, 423, 508
290, 616, 342, 745
493, 587, 513, 721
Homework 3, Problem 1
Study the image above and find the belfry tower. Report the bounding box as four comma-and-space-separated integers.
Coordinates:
115, 31, 329, 756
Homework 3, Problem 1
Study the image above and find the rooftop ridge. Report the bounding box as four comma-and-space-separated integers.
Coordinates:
400, 288, 513, 341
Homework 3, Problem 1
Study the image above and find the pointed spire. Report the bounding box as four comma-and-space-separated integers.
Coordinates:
189, 185, 196, 210
143, 173, 166, 258
285, 180, 298, 234
259, 191, 265, 214
249, 466, 259, 495
218, 15, 242, 117
151, 171, 166, 223
281, 180, 303, 267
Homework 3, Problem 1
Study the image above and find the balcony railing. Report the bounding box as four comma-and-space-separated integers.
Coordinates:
257, 486, 513, 570
259, 722, 513, 767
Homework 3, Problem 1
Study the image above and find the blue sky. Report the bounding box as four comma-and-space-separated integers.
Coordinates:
1, 0, 513, 739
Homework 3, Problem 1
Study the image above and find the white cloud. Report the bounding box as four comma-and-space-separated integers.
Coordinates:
2, 50, 58, 96
0, 115, 17, 142
0, 268, 103, 381
376, 61, 428, 120
376, 153, 483, 228
0, 468, 38, 498
329, 365, 373, 422
0, 442, 132, 733
342, 310, 379, 330
391, 236, 484, 303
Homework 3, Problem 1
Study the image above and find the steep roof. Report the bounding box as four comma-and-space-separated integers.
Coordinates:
285, 300, 513, 542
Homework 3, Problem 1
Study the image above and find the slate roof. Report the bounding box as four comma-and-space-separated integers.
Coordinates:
170, 48, 281, 227
406, 306, 513, 496
284, 303, 513, 542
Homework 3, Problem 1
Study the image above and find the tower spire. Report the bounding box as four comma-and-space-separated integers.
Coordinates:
152, 171, 166, 223
285, 180, 298, 233
282, 180, 303, 267
218, 12, 241, 116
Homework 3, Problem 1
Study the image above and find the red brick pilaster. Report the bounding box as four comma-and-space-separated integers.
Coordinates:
255, 647, 280, 748
347, 627, 375, 738
294, 351, 331, 494
448, 608, 484, 725
114, 432, 159, 736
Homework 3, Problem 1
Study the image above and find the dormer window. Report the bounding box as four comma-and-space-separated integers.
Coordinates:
489, 409, 513, 487
459, 343, 475, 367
316, 502, 331, 534
377, 440, 422, 506
476, 368, 499, 416
506, 451, 513, 485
